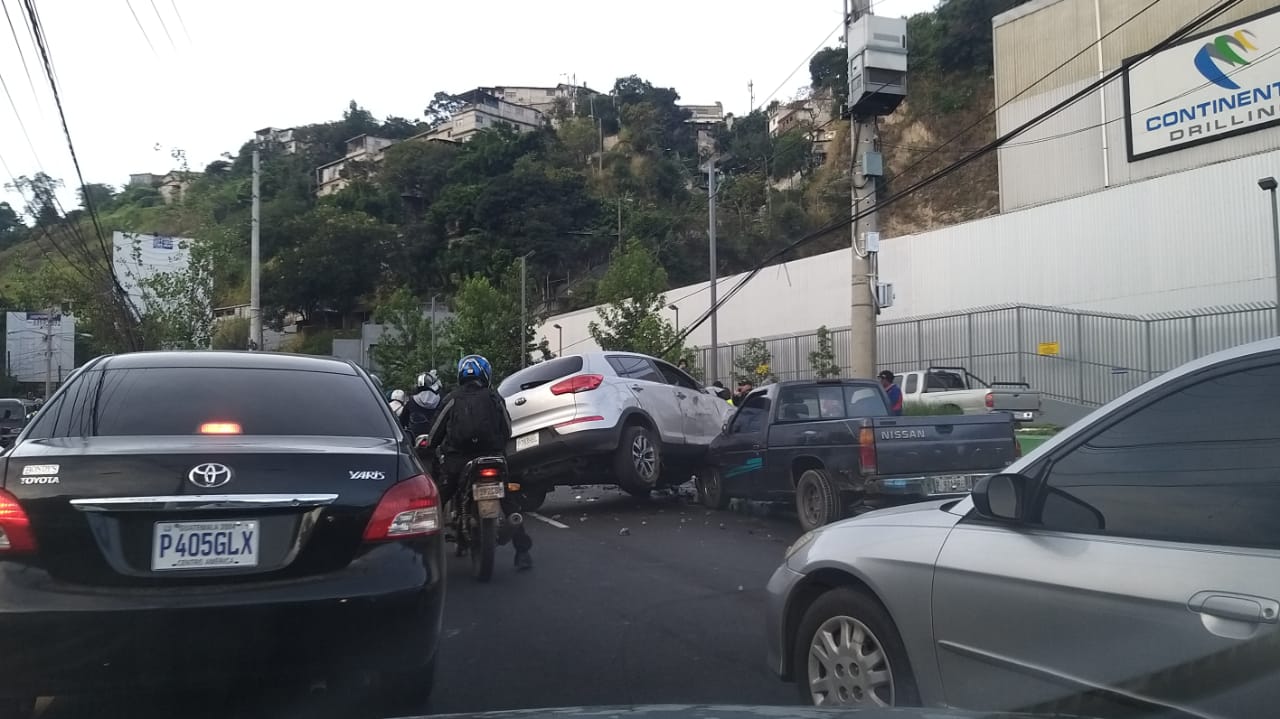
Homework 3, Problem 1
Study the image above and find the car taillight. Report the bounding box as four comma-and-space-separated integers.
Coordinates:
0, 489, 36, 554
550, 374, 604, 395
363, 474, 441, 541
858, 426, 877, 476
984, 392, 994, 409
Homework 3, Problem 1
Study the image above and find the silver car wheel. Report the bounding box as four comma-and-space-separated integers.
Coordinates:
632, 433, 656, 479
806, 615, 894, 706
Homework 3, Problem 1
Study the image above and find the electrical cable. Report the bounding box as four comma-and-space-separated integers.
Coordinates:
123, 0, 156, 54
0, 0, 40, 115
664, 0, 1247, 355
148, 0, 175, 49
168, 0, 190, 43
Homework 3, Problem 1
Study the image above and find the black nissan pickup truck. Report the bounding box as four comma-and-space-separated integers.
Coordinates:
697, 378, 1020, 530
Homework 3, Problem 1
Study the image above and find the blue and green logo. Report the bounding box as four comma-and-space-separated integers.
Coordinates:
1193, 29, 1259, 91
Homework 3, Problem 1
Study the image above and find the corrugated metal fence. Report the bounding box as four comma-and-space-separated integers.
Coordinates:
693, 302, 1278, 407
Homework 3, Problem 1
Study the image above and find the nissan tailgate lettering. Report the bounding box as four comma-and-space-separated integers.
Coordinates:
879, 429, 927, 440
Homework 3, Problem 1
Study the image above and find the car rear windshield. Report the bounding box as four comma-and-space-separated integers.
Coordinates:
498, 357, 585, 397
29, 367, 392, 437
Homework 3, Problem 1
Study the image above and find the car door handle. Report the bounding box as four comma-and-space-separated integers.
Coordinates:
630, 384, 644, 392
1188, 591, 1280, 624
675, 392, 687, 399
751, 443, 761, 450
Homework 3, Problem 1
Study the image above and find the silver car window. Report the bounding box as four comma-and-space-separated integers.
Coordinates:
1037, 359, 1280, 549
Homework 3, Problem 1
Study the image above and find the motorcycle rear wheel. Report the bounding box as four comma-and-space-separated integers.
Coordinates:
471, 516, 498, 582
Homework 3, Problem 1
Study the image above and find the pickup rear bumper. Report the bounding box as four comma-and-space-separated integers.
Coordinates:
865, 471, 993, 499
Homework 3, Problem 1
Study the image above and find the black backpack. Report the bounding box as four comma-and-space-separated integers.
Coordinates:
446, 388, 506, 453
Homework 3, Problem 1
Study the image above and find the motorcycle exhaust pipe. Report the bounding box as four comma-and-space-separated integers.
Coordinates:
507, 512, 524, 527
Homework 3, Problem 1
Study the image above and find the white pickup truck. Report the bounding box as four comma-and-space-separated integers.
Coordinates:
896, 366, 1041, 423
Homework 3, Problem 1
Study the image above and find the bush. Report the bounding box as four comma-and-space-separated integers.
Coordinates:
903, 401, 965, 416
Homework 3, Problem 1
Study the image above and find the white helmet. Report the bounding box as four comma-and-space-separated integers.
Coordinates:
390, 389, 406, 403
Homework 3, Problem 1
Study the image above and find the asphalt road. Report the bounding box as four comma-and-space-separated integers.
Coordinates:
32, 485, 806, 719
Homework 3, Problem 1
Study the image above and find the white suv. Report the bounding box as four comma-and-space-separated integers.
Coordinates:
497, 352, 731, 508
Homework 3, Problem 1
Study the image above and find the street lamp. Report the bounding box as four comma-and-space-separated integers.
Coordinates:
552, 323, 563, 357
1260, 176, 1280, 334
668, 304, 679, 333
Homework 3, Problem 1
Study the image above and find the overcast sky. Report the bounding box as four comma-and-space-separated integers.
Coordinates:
0, 0, 937, 215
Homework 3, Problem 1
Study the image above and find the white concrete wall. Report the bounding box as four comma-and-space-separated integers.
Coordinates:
538, 147, 1280, 354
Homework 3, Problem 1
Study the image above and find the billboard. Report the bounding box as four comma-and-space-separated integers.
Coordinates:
1124, 6, 1280, 161
111, 231, 195, 317
3, 311, 76, 385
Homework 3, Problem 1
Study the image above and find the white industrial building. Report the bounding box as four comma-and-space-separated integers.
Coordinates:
539, 1, 1280, 355
111, 231, 198, 318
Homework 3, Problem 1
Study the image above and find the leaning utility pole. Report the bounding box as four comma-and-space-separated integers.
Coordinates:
42, 305, 55, 399
249, 149, 263, 351
706, 156, 719, 384
848, 0, 879, 378
519, 255, 528, 368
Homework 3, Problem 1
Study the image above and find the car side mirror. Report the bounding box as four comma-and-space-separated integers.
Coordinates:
972, 473, 1029, 522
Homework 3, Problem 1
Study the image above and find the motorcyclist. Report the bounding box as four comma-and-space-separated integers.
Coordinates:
427, 355, 532, 571
401, 370, 443, 439
388, 389, 407, 419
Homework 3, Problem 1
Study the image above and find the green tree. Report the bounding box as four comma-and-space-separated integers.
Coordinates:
808, 326, 841, 378
445, 264, 548, 381
77, 183, 115, 212
734, 338, 775, 385
129, 235, 216, 349
6, 173, 62, 226
262, 206, 392, 322
371, 287, 443, 391
0, 202, 24, 251
809, 46, 849, 109
212, 317, 249, 350
588, 239, 685, 361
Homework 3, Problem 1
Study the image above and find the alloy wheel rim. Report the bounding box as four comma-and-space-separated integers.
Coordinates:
632, 434, 656, 479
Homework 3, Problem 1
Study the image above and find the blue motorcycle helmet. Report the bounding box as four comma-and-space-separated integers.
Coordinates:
458, 354, 493, 387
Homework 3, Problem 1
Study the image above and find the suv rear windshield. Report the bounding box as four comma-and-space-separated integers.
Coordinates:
498, 357, 585, 397
28, 367, 391, 438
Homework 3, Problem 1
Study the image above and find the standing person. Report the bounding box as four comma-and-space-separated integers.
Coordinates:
879, 370, 904, 416
731, 379, 755, 406
710, 380, 732, 402
429, 355, 533, 570
401, 370, 443, 439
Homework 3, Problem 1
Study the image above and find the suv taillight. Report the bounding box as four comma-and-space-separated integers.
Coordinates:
984, 392, 994, 408
858, 425, 877, 476
550, 374, 604, 395
363, 474, 441, 541
0, 489, 36, 554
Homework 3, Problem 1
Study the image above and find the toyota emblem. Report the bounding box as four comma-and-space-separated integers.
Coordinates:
188, 462, 233, 489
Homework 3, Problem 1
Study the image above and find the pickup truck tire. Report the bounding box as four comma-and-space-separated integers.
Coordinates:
793, 587, 920, 707
696, 467, 730, 510
795, 468, 844, 531
615, 425, 661, 495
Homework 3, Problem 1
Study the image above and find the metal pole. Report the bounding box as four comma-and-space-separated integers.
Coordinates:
1269, 187, 1280, 335
617, 197, 623, 247
848, 0, 879, 379
707, 156, 719, 385
43, 306, 54, 399
520, 255, 528, 368
249, 149, 262, 351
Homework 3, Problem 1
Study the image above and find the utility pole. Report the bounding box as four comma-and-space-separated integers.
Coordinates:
42, 305, 55, 399
617, 197, 623, 247
519, 255, 528, 369
848, 0, 879, 378
249, 149, 263, 351
430, 294, 439, 369
707, 156, 719, 384
748, 80, 755, 109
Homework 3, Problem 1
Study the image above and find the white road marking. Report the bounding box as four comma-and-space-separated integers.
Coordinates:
529, 512, 570, 529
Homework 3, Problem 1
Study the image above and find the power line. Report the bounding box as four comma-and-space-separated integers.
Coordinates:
0, 0, 40, 115
0, 71, 43, 169
123, 0, 156, 54
168, 0, 190, 43
148, 0, 175, 49
882, 0, 1165, 188
755, 21, 843, 113
667, 0, 1247, 351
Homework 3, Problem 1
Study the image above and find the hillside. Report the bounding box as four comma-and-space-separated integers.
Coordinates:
0, 0, 1027, 357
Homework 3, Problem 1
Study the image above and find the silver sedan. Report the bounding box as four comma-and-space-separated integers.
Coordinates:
766, 337, 1280, 717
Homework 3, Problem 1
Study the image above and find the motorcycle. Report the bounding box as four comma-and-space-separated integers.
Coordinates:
415, 435, 520, 582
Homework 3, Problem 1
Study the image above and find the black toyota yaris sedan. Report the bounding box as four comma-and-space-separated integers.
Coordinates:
0, 351, 445, 717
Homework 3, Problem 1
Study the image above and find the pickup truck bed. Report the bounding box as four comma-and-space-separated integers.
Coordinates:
702, 379, 1020, 530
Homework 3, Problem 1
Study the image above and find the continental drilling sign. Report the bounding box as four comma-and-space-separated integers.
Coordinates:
1124, 7, 1280, 160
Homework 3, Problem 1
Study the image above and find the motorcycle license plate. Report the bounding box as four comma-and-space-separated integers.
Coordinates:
473, 483, 505, 500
